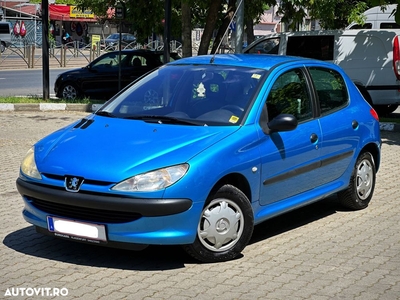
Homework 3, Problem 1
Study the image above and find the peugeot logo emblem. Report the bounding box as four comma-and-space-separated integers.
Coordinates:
65, 176, 84, 193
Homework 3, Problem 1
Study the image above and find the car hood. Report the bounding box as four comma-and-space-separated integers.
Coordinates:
59, 67, 87, 77
34, 115, 239, 182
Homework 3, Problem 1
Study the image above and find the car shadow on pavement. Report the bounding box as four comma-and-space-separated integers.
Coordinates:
3, 196, 346, 269
3, 227, 195, 270
249, 195, 340, 245
381, 131, 400, 146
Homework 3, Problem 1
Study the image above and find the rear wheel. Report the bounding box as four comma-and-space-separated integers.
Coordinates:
183, 184, 254, 263
373, 104, 398, 116
0, 42, 5, 53
61, 83, 80, 100
338, 152, 376, 210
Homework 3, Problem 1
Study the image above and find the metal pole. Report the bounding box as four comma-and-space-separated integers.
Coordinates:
118, 20, 122, 91
163, 0, 171, 64
42, 0, 50, 100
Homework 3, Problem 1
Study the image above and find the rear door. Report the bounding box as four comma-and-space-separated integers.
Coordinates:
309, 66, 358, 183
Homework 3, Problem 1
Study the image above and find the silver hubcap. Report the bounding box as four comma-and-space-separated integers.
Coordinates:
356, 159, 373, 200
198, 198, 244, 252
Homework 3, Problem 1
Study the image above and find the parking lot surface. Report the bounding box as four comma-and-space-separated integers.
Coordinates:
1, 111, 399, 300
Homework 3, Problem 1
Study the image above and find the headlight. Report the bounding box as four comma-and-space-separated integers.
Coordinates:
112, 164, 189, 192
20, 147, 42, 180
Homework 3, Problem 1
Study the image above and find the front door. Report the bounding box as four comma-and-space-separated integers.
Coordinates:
258, 67, 321, 205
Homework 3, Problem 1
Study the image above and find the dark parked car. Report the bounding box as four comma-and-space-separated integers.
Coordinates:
20, 54, 381, 263
103, 33, 136, 50
54, 49, 181, 100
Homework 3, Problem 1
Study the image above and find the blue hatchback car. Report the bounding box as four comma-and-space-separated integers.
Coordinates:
17, 54, 381, 262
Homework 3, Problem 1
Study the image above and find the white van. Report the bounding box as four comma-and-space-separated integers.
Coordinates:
244, 29, 400, 115
0, 21, 12, 53
346, 5, 400, 29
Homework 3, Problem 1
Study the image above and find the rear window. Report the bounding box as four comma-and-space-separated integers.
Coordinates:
287, 36, 334, 60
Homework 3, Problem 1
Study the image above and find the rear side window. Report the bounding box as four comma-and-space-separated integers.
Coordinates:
287, 36, 334, 60
308, 67, 348, 116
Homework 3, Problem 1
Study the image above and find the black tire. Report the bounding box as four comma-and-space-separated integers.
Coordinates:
356, 85, 398, 116
0, 42, 5, 53
61, 83, 80, 100
183, 184, 254, 263
373, 104, 399, 116
338, 152, 376, 210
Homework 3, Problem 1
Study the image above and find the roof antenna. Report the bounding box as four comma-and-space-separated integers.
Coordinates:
210, 0, 244, 64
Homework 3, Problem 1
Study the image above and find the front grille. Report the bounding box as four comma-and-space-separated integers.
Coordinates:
29, 197, 142, 224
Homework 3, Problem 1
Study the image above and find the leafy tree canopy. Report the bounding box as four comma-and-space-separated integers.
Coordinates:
34, 0, 400, 51
278, 0, 400, 30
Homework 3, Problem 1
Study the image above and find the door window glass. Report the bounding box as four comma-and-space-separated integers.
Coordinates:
266, 69, 313, 122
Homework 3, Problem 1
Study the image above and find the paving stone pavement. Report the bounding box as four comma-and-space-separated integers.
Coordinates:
0, 111, 399, 300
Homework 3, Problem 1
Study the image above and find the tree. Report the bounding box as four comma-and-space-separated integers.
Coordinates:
210, 0, 235, 54
181, 0, 192, 57
71, 0, 400, 56
277, 0, 400, 30
197, 0, 223, 54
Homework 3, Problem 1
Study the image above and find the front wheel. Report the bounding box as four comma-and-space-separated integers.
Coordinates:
61, 83, 80, 100
338, 152, 376, 210
183, 185, 254, 263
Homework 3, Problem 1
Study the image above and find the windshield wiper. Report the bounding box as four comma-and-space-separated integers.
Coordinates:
124, 115, 201, 126
96, 111, 117, 118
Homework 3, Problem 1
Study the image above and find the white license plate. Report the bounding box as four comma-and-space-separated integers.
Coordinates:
47, 216, 107, 243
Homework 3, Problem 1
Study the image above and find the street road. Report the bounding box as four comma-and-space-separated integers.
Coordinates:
0, 68, 77, 97
0, 111, 399, 299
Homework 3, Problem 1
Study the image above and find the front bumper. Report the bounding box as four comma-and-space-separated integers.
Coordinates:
17, 178, 202, 246
17, 178, 192, 217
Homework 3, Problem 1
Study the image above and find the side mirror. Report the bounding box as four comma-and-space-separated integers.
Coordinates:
264, 114, 298, 134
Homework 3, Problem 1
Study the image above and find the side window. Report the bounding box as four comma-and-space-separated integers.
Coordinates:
92, 54, 126, 69
266, 69, 313, 122
308, 67, 349, 116
130, 55, 146, 67
247, 38, 280, 54
287, 36, 334, 60
380, 23, 400, 29
349, 23, 373, 29
0, 24, 11, 34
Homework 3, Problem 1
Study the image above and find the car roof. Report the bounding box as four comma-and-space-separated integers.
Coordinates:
168, 54, 312, 71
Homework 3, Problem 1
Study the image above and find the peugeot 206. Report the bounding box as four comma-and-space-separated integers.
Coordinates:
17, 54, 381, 263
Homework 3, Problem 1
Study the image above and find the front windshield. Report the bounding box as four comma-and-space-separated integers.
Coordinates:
98, 65, 266, 126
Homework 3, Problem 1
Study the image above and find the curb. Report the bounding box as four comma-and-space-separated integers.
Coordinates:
0, 103, 399, 132
0, 103, 103, 113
